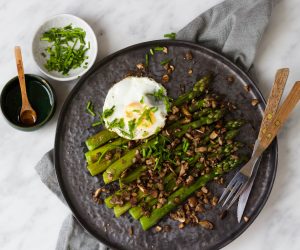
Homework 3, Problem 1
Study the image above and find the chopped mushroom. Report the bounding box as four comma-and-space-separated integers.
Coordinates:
172, 106, 180, 114
128, 227, 133, 236
185, 51, 193, 60
199, 220, 214, 230
155, 226, 162, 232
243, 216, 249, 222
201, 186, 208, 194
188, 196, 198, 208
209, 131, 218, 140
195, 146, 207, 153
186, 175, 194, 185
179, 162, 189, 177
244, 84, 250, 92
226, 75, 235, 83
93, 188, 102, 198
162, 74, 170, 83
136, 63, 144, 70
251, 99, 259, 106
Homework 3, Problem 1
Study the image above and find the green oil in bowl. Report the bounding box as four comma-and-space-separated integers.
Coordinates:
1, 74, 56, 131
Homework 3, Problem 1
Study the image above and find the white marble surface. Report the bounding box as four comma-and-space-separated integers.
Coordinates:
0, 0, 300, 249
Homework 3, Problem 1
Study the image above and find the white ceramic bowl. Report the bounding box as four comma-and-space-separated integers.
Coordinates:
32, 14, 98, 81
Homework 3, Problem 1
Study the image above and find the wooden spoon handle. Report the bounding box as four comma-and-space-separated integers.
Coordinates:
259, 81, 300, 151
15, 46, 30, 107
258, 68, 289, 139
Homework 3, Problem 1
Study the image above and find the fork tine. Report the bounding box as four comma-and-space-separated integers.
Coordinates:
226, 182, 247, 209
221, 181, 242, 207
218, 177, 238, 203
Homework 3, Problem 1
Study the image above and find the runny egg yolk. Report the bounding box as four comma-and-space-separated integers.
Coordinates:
124, 102, 156, 128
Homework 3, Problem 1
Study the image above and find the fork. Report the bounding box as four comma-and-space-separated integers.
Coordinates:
236, 68, 289, 221
219, 80, 300, 209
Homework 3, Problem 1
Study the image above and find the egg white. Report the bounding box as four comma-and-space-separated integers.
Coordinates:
103, 77, 168, 140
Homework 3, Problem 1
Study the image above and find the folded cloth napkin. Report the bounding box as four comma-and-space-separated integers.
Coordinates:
35, 0, 278, 249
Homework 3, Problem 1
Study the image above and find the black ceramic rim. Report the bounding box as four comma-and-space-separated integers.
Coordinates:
54, 40, 278, 249
0, 74, 56, 131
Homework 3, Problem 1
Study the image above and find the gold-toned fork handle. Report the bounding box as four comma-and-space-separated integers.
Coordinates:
258, 81, 300, 152
258, 68, 289, 140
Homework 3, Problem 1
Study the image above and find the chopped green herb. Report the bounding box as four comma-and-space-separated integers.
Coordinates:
154, 157, 160, 170
86, 101, 96, 116
97, 149, 109, 163
149, 48, 154, 55
142, 148, 147, 158
119, 129, 131, 138
40, 24, 90, 75
137, 107, 153, 126
108, 118, 125, 129
160, 58, 171, 66
140, 96, 145, 104
150, 106, 159, 112
118, 118, 125, 128
182, 138, 190, 152
147, 87, 171, 113
103, 106, 115, 118
86, 101, 91, 109
164, 32, 176, 40
145, 53, 149, 67
128, 119, 137, 138
147, 87, 166, 101
154, 127, 161, 134
154, 46, 164, 51
142, 131, 149, 137
163, 97, 171, 113
92, 121, 102, 127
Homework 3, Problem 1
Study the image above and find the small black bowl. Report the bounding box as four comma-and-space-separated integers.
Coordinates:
0, 74, 56, 131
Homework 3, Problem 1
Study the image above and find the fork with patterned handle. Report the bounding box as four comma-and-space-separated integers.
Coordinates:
237, 68, 289, 221
219, 75, 300, 209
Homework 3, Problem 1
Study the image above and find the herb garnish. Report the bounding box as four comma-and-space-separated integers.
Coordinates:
137, 107, 153, 126
108, 118, 125, 129
147, 87, 165, 101
86, 101, 96, 116
147, 87, 171, 112
103, 106, 115, 118
140, 96, 145, 104
182, 138, 190, 152
92, 121, 102, 127
40, 24, 90, 75
154, 46, 164, 51
142, 135, 173, 171
145, 53, 149, 67
164, 32, 176, 40
160, 58, 171, 66
142, 131, 149, 137
149, 48, 154, 55
128, 119, 137, 138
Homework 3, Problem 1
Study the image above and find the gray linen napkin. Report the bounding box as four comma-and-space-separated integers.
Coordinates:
35, 0, 277, 249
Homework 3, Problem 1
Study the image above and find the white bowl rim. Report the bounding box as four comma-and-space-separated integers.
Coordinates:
31, 13, 98, 81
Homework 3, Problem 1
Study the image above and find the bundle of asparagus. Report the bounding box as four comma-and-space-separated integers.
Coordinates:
84, 75, 246, 230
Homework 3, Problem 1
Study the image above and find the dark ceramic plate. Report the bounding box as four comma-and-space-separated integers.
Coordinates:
54, 40, 277, 250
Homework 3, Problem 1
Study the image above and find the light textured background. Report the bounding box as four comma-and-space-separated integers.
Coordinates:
0, 0, 300, 249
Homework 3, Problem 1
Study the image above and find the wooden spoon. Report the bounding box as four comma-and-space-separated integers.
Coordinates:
14, 46, 37, 125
